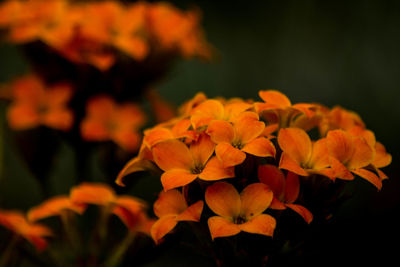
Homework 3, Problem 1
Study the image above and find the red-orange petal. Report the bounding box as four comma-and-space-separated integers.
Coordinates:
205, 182, 240, 219
326, 130, 354, 164
215, 142, 246, 167
190, 133, 215, 167
241, 137, 276, 158
199, 157, 235, 181
161, 169, 198, 191
347, 137, 374, 170
190, 99, 224, 129
152, 139, 193, 171
373, 142, 392, 168
258, 164, 285, 199
176, 200, 204, 222
285, 204, 313, 224
239, 214, 276, 237
150, 214, 178, 244
277, 128, 312, 165
284, 172, 300, 204
240, 183, 273, 219
207, 216, 240, 240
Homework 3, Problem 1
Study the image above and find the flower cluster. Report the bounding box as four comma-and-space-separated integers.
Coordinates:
3, 74, 147, 151
117, 90, 391, 243
0, 0, 211, 70
0, 183, 152, 260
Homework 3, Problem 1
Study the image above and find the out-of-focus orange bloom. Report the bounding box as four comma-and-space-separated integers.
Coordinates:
81, 95, 146, 151
255, 90, 316, 129
277, 128, 333, 178
326, 130, 383, 190
205, 182, 276, 239
152, 133, 235, 191
27, 195, 86, 222
150, 189, 203, 243
70, 183, 149, 232
319, 106, 365, 136
206, 111, 275, 167
147, 2, 211, 59
7, 75, 74, 131
258, 165, 313, 224
0, 210, 52, 251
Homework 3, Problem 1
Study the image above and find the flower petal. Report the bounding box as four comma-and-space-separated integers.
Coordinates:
161, 169, 198, 191
279, 152, 309, 177
278, 128, 312, 165
240, 183, 273, 219
258, 164, 285, 199
373, 142, 392, 168
143, 127, 174, 148
284, 172, 300, 204
239, 214, 276, 237
215, 143, 246, 167
207, 216, 240, 240
206, 119, 235, 144
70, 183, 116, 206
308, 138, 330, 170
347, 137, 374, 170
153, 189, 187, 218
352, 169, 382, 190
191, 99, 224, 129
152, 139, 193, 171
233, 112, 265, 144
241, 137, 276, 158
326, 130, 354, 164
199, 157, 235, 181
190, 133, 215, 167
150, 214, 178, 244
205, 182, 240, 218
285, 204, 313, 224
176, 200, 204, 222
259, 90, 291, 108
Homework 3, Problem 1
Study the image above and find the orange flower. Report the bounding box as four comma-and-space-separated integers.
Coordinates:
150, 189, 203, 243
70, 183, 148, 231
255, 90, 315, 129
319, 106, 365, 136
147, 2, 211, 59
0, 210, 52, 251
277, 128, 333, 178
81, 95, 146, 151
190, 99, 252, 130
7, 75, 74, 131
326, 130, 382, 190
152, 133, 235, 191
206, 111, 276, 167
27, 195, 86, 222
258, 165, 313, 224
205, 182, 276, 239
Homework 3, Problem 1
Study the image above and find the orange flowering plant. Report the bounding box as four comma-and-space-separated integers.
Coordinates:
0, 0, 213, 196
117, 90, 391, 265
0, 182, 154, 267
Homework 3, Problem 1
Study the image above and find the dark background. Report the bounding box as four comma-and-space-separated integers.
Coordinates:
0, 0, 399, 266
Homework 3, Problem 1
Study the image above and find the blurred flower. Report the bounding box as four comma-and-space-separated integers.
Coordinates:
151, 189, 203, 244
205, 182, 276, 239
0, 209, 52, 251
6, 74, 74, 131
80, 95, 146, 152
27, 195, 86, 222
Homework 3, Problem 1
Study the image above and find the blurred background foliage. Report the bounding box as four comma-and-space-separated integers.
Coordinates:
0, 0, 399, 266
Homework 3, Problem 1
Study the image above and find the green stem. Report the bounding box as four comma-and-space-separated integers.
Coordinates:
0, 234, 19, 267
104, 231, 136, 267
60, 211, 81, 253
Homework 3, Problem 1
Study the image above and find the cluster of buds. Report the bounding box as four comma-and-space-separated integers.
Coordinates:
0, 0, 211, 70
117, 90, 391, 243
